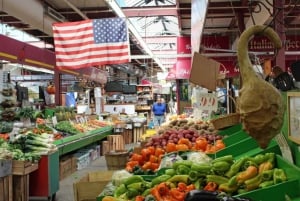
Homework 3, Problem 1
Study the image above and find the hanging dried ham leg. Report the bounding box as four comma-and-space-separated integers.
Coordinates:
237, 25, 285, 148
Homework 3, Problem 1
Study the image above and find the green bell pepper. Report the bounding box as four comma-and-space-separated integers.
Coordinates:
273, 168, 287, 184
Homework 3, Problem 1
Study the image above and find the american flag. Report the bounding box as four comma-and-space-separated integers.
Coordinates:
52, 18, 130, 70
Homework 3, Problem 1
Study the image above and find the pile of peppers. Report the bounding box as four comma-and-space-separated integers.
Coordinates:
103, 152, 288, 201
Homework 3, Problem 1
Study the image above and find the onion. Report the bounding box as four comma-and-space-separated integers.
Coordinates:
185, 134, 192, 139
173, 138, 178, 144
216, 135, 222, 140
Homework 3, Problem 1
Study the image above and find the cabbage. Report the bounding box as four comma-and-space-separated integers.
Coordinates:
187, 152, 212, 164
111, 170, 132, 187
159, 153, 183, 169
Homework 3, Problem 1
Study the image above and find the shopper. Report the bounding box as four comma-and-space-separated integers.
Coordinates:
152, 97, 167, 128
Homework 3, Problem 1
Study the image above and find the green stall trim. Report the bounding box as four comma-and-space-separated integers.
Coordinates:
53, 126, 113, 156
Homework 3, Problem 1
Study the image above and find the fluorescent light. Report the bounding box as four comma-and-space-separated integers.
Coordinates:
105, 0, 166, 72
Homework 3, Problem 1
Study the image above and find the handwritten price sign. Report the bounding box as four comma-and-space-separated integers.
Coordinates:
193, 93, 218, 111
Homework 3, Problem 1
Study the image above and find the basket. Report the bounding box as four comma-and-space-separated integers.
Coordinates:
211, 113, 240, 130
217, 64, 227, 80
105, 150, 129, 170
212, 93, 240, 130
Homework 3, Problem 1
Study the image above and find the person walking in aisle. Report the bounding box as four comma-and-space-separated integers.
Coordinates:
152, 97, 167, 128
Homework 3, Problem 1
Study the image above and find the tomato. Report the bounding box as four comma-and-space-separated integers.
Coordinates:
155, 147, 165, 157
178, 138, 192, 148
142, 161, 152, 170
176, 144, 189, 151
150, 162, 159, 171
195, 137, 208, 151
46, 85, 55, 94
147, 146, 155, 155
215, 140, 225, 150
166, 142, 177, 153
141, 148, 151, 161
130, 153, 143, 162
149, 155, 158, 163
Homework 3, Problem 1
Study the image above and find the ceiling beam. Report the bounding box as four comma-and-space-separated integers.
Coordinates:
176, 0, 182, 33
122, 5, 178, 16
142, 36, 176, 43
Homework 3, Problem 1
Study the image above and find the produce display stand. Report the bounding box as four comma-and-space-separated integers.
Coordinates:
53, 126, 113, 156
29, 151, 59, 201
96, 121, 300, 201
12, 161, 39, 201
27, 126, 113, 201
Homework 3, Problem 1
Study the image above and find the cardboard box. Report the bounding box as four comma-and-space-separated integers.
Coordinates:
73, 170, 115, 201
189, 52, 220, 91
59, 156, 72, 180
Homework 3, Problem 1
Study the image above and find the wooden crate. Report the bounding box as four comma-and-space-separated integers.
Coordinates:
133, 126, 146, 143
120, 129, 133, 144
12, 161, 38, 176
71, 155, 78, 174
107, 135, 125, 151
101, 141, 110, 156
0, 175, 13, 201
13, 175, 29, 201
12, 160, 38, 201
59, 156, 73, 180
73, 170, 114, 201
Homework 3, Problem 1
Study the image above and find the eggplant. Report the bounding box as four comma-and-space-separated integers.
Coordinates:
184, 190, 253, 201
184, 190, 219, 201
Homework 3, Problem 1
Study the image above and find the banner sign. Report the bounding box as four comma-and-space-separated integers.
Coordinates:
177, 36, 191, 54
176, 58, 191, 79
201, 36, 230, 52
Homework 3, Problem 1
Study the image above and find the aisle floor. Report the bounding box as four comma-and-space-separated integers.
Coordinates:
55, 143, 138, 201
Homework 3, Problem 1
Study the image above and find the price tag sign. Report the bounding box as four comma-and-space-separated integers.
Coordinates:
52, 116, 58, 126
194, 93, 218, 111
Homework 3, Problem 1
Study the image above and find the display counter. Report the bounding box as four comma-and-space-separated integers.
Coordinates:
104, 104, 135, 115
53, 126, 113, 156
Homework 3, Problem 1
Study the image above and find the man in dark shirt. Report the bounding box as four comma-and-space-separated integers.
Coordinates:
152, 98, 167, 128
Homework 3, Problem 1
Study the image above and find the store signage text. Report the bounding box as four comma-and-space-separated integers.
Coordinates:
249, 36, 300, 51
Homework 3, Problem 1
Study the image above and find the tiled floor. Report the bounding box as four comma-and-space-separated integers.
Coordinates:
55, 143, 138, 201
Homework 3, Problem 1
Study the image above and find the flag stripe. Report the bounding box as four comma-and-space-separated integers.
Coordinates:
52, 18, 130, 70
55, 45, 129, 55
56, 57, 130, 69
56, 51, 129, 61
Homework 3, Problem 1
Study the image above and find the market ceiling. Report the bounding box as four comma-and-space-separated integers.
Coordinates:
0, 0, 299, 75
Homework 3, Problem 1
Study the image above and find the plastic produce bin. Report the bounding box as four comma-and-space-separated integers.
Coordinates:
235, 154, 300, 201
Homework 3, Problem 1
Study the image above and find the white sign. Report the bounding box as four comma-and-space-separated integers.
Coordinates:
193, 93, 218, 111
52, 116, 58, 126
